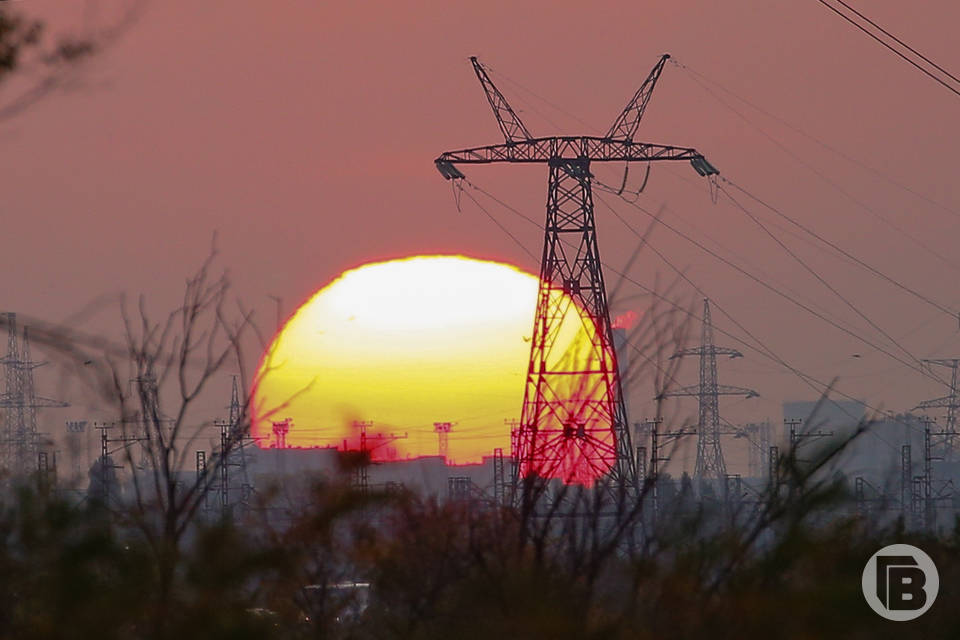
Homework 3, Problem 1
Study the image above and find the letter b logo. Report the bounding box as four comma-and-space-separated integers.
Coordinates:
863, 544, 938, 621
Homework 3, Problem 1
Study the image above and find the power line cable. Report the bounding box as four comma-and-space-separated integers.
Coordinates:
466, 180, 938, 445
670, 58, 960, 221
815, 0, 960, 99
592, 177, 947, 387
675, 61, 960, 274
721, 177, 958, 319
829, 0, 960, 86
717, 184, 924, 367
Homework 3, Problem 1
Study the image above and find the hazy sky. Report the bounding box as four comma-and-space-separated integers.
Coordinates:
3, 0, 960, 433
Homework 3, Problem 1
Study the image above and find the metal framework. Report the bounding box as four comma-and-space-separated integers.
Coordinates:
662, 299, 757, 481
901, 444, 912, 521
219, 376, 255, 514
492, 447, 506, 506
433, 421, 454, 461
914, 358, 959, 460
436, 55, 716, 490
0, 313, 68, 477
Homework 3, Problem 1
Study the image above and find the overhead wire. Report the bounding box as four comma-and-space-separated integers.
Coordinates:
829, 0, 960, 85
446, 57, 957, 441
491, 53, 959, 322
490, 54, 960, 333
717, 183, 924, 367
721, 177, 958, 319
673, 59, 960, 274
815, 0, 960, 99
459, 176, 935, 444
593, 176, 948, 387
669, 58, 960, 221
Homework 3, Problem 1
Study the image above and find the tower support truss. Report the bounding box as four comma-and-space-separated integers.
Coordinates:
435, 55, 716, 493
915, 358, 959, 460
0, 313, 68, 477
662, 299, 757, 482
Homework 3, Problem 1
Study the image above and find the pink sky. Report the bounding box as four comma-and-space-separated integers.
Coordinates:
3, 1, 960, 439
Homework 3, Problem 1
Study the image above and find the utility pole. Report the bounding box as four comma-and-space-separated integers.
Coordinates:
641, 416, 694, 518
786, 417, 833, 462
436, 55, 716, 491
93, 421, 137, 504
662, 299, 757, 483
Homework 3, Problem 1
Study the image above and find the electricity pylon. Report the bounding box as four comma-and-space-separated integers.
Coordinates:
914, 358, 959, 460
433, 421, 454, 461
436, 55, 716, 490
0, 313, 68, 477
661, 299, 757, 482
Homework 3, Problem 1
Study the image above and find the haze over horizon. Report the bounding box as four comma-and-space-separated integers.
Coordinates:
4, 0, 960, 440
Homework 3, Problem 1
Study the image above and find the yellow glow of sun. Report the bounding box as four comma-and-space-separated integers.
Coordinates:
250, 255, 602, 465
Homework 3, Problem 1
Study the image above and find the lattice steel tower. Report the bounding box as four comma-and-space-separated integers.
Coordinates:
0, 313, 68, 477
914, 358, 959, 460
436, 55, 716, 488
662, 299, 757, 481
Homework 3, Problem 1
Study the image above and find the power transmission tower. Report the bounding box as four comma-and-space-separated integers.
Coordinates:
0, 313, 68, 478
271, 418, 291, 449
216, 376, 255, 515
661, 299, 757, 482
914, 358, 959, 460
350, 420, 407, 495
433, 421, 455, 461
436, 55, 716, 491
130, 371, 162, 469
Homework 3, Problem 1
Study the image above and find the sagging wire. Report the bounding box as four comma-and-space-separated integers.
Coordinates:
450, 177, 464, 213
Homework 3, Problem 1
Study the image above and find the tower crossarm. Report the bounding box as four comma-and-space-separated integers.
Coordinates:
606, 54, 671, 141
915, 395, 959, 410
669, 346, 743, 359
0, 394, 68, 408
435, 137, 708, 168
470, 56, 534, 144
923, 358, 960, 369
660, 384, 758, 399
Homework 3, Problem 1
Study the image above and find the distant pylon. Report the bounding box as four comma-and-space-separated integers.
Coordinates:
662, 299, 757, 481
271, 418, 291, 449
222, 376, 255, 512
914, 358, 959, 460
433, 421, 454, 461
0, 313, 68, 477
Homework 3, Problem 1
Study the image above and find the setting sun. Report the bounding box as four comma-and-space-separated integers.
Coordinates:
250, 255, 611, 472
